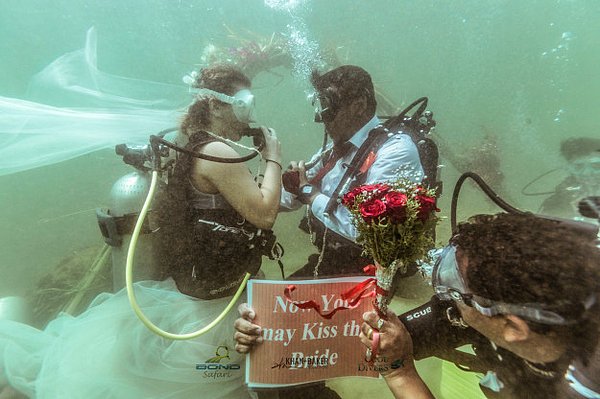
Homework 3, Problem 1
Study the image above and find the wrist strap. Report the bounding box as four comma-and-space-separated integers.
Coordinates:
265, 159, 282, 169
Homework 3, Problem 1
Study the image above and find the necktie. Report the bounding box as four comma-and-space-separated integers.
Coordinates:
310, 142, 353, 187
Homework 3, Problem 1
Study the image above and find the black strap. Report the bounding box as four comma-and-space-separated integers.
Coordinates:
324, 127, 390, 215
96, 209, 155, 247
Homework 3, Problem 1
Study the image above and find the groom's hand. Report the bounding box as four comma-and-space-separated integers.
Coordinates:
233, 303, 263, 353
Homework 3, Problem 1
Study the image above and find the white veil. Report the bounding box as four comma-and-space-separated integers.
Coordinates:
0, 27, 189, 176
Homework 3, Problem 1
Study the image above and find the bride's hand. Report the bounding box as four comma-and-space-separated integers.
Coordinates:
260, 127, 282, 165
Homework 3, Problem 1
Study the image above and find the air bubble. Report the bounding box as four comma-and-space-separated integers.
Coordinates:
561, 31, 574, 41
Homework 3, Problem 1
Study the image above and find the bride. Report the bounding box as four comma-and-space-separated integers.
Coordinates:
0, 64, 282, 399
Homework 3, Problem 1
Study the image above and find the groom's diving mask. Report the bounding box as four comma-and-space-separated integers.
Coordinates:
432, 245, 592, 326
310, 87, 340, 124
195, 88, 257, 124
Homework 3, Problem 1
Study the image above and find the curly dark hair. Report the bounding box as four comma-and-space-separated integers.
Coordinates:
452, 212, 600, 363
310, 65, 377, 118
181, 64, 251, 135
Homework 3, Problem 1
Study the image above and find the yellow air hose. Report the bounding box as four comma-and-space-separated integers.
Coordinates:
126, 170, 250, 340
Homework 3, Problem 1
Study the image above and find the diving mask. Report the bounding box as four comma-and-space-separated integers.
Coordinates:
432, 245, 469, 301
310, 90, 337, 123
432, 245, 583, 325
196, 88, 256, 124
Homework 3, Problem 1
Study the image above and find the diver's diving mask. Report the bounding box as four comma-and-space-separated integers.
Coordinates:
432, 245, 584, 325
310, 89, 337, 123
196, 88, 256, 124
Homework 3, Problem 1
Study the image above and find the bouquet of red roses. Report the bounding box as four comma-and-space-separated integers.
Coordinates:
342, 178, 439, 316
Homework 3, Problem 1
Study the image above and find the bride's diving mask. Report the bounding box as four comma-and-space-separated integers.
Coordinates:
195, 88, 257, 124
432, 244, 590, 326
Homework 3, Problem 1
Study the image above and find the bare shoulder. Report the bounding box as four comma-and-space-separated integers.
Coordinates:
192, 141, 247, 181
198, 140, 241, 159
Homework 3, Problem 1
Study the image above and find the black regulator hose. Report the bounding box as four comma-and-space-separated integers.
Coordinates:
150, 134, 260, 165
382, 97, 429, 128
451, 172, 527, 233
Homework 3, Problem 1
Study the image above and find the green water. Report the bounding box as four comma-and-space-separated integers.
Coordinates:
1, 0, 599, 397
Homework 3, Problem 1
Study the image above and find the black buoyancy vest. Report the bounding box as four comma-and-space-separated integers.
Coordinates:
153, 131, 278, 297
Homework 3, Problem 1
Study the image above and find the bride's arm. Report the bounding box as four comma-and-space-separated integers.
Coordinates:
191, 128, 282, 230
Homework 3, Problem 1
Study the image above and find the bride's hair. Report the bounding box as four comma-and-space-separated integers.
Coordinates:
181, 65, 251, 135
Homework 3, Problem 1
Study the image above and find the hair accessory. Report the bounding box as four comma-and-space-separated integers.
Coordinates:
182, 70, 199, 87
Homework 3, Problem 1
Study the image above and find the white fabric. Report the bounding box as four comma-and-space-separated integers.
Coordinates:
0, 27, 188, 176
280, 115, 425, 241
0, 279, 252, 399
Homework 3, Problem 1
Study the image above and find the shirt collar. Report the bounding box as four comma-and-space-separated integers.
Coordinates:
347, 115, 381, 149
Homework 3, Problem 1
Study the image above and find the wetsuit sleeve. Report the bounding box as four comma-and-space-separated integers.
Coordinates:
400, 296, 474, 361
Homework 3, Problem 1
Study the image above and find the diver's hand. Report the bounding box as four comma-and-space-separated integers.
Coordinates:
234, 303, 263, 354
282, 169, 300, 195
282, 160, 307, 195
360, 310, 416, 377
260, 127, 282, 166
285, 160, 320, 204
287, 160, 310, 186
361, 310, 434, 398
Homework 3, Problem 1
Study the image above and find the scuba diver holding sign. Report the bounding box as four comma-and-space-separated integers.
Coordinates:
0, 65, 281, 399
358, 174, 600, 399
236, 173, 600, 399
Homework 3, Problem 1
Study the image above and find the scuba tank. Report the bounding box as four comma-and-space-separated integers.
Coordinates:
96, 169, 163, 291
96, 132, 174, 292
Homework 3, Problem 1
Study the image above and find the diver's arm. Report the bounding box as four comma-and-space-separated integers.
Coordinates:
383, 368, 435, 399
360, 310, 435, 399
192, 131, 282, 230
400, 297, 475, 361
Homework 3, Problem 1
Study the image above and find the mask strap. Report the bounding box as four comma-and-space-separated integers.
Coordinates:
195, 88, 236, 105
472, 297, 575, 325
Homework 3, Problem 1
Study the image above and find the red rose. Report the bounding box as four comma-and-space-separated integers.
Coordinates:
359, 199, 387, 223
384, 191, 407, 209
342, 186, 364, 206
342, 191, 356, 206
384, 191, 408, 223
416, 194, 439, 221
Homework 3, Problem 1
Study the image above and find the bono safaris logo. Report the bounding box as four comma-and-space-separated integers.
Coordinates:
196, 345, 241, 379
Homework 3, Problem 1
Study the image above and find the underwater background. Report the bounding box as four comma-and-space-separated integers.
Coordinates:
1, 0, 599, 397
